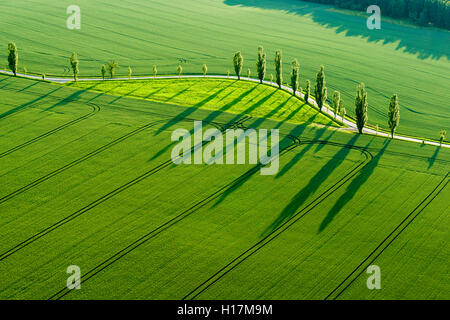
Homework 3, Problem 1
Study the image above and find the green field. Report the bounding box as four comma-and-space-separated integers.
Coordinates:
0, 74, 448, 299
0, 0, 449, 139
67, 78, 339, 127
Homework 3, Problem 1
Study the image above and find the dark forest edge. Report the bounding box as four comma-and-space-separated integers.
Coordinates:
301, 0, 450, 30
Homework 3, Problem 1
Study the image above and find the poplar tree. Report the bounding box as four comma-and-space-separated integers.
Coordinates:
274, 50, 282, 89
70, 52, 79, 81
177, 65, 182, 77
153, 65, 157, 78
256, 46, 266, 84
388, 94, 400, 138
314, 65, 327, 110
440, 129, 447, 145
233, 51, 243, 80
7, 42, 18, 76
304, 80, 310, 103
290, 59, 300, 96
202, 64, 207, 77
355, 83, 369, 134
101, 65, 106, 80
128, 66, 132, 79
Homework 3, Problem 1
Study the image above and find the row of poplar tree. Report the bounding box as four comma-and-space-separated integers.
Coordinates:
232, 46, 400, 139
6, 42, 446, 143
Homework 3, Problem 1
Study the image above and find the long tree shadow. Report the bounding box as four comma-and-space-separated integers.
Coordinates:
262, 134, 360, 236
43, 85, 98, 111
427, 146, 441, 169
314, 129, 336, 153
0, 87, 62, 119
276, 126, 327, 179
18, 82, 39, 92
318, 139, 390, 232
211, 127, 300, 208
224, 0, 450, 60
152, 81, 238, 137
149, 84, 258, 161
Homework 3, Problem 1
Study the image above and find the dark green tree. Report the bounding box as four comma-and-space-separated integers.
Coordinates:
355, 83, 369, 134
256, 46, 266, 84
314, 65, 327, 110
290, 59, 300, 96
8, 42, 18, 76
304, 80, 310, 103
101, 65, 106, 80
274, 50, 282, 89
388, 94, 400, 138
233, 51, 243, 80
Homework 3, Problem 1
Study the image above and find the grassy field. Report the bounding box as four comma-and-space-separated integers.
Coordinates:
67, 78, 339, 127
0, 74, 448, 299
0, 0, 449, 139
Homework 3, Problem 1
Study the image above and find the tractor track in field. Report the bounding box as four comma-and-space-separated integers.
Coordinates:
48, 138, 299, 300
0, 103, 100, 158
0, 115, 226, 204
0, 116, 248, 263
325, 171, 449, 300
46, 137, 372, 300
0, 118, 167, 204
182, 141, 373, 300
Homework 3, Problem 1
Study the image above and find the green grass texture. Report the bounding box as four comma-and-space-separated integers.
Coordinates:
0, 0, 449, 139
0, 75, 448, 299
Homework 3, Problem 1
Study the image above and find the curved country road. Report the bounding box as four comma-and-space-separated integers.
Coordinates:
1, 70, 448, 148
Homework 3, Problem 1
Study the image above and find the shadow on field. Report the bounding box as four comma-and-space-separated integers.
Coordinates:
262, 134, 360, 236
212, 130, 299, 208
224, 0, 450, 60
18, 82, 39, 92
149, 82, 255, 161
152, 81, 237, 137
0, 87, 62, 119
43, 85, 97, 111
317, 139, 389, 233
275, 126, 327, 179
427, 146, 440, 169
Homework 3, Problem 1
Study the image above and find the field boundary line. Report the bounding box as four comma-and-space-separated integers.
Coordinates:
326, 171, 450, 300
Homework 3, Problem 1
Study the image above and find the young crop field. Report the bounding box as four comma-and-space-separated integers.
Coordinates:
0, 0, 449, 304
0, 0, 449, 139
0, 74, 448, 300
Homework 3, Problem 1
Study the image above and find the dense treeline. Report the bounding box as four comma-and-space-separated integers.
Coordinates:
303, 0, 450, 30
